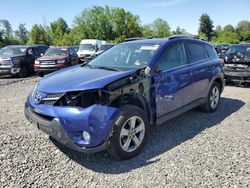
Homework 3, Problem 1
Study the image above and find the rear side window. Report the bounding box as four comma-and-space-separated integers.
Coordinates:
205, 45, 215, 57
186, 42, 207, 63
158, 43, 186, 71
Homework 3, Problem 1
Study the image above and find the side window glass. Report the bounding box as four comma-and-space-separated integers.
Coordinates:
27, 48, 34, 56
186, 42, 207, 63
34, 48, 40, 56
158, 43, 186, 71
69, 48, 74, 56
205, 45, 214, 58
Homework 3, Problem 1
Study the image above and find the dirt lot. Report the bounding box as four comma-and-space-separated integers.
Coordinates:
0, 77, 249, 187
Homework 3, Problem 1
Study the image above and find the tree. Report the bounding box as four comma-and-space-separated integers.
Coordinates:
0, 19, 17, 45
212, 24, 239, 44
171, 26, 189, 35
236, 20, 250, 42
223, 25, 234, 32
198, 13, 214, 41
73, 6, 142, 43
0, 19, 12, 38
152, 18, 170, 37
15, 24, 29, 44
142, 18, 170, 38
28, 24, 49, 44
50, 17, 69, 45
142, 24, 154, 37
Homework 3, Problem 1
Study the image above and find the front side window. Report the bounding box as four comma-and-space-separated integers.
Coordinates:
158, 43, 186, 71
186, 42, 207, 63
89, 43, 159, 70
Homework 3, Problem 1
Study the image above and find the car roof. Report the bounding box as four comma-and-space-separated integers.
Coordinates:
123, 38, 168, 45
123, 37, 211, 46
6, 45, 34, 48
232, 43, 250, 46
49, 46, 71, 49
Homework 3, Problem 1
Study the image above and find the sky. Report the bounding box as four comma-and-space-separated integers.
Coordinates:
0, 0, 249, 35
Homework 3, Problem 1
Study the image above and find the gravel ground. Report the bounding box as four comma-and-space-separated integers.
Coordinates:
0, 77, 249, 187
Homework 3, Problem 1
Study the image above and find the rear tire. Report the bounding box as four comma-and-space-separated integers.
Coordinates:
107, 105, 149, 160
201, 82, 221, 113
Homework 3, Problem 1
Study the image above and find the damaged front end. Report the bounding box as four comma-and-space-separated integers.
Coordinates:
25, 68, 155, 152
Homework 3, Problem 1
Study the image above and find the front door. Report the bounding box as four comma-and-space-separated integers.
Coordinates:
153, 42, 193, 118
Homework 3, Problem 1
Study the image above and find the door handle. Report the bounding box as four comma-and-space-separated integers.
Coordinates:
182, 72, 192, 78
164, 95, 174, 101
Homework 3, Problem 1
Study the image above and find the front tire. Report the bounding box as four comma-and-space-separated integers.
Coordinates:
201, 82, 221, 113
107, 105, 149, 160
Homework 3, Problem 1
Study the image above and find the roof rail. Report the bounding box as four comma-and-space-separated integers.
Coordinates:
124, 36, 156, 42
169, 35, 200, 40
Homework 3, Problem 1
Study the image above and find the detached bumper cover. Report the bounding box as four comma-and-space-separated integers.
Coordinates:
25, 103, 107, 153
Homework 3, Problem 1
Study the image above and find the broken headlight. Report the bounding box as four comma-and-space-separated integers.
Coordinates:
55, 90, 109, 108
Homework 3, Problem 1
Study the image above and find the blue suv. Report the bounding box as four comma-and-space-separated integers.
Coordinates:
25, 36, 225, 160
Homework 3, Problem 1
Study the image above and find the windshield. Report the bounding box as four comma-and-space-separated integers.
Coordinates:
0, 46, 26, 56
89, 43, 159, 70
99, 45, 114, 51
79, 44, 96, 51
45, 48, 68, 56
227, 45, 250, 54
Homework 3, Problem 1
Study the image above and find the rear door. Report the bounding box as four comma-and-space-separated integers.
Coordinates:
25, 47, 38, 71
154, 42, 193, 117
184, 41, 215, 100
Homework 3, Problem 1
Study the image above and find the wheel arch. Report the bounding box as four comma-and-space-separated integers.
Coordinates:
109, 93, 152, 124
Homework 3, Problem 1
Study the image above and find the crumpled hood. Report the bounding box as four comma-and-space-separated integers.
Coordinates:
36, 55, 67, 61
37, 65, 136, 93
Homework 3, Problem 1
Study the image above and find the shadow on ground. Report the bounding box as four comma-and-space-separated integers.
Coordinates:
50, 97, 245, 174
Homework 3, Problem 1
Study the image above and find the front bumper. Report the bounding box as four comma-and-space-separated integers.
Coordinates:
34, 64, 65, 73
0, 66, 20, 76
224, 70, 250, 83
25, 103, 107, 153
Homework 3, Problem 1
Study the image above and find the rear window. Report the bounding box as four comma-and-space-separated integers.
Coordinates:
186, 42, 207, 63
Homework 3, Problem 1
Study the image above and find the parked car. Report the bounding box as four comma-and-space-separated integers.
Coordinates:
25, 36, 224, 160
96, 44, 115, 55
77, 39, 107, 61
0, 45, 42, 77
221, 43, 250, 85
34, 46, 79, 77
72, 45, 79, 53
82, 44, 115, 63
214, 44, 230, 55
35, 44, 49, 55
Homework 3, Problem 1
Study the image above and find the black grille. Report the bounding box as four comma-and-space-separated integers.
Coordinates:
42, 93, 64, 105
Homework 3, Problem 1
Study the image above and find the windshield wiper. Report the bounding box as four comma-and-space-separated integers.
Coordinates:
94, 66, 120, 71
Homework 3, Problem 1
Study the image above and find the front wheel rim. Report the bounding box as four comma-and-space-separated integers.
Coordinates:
119, 116, 145, 153
210, 86, 220, 109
